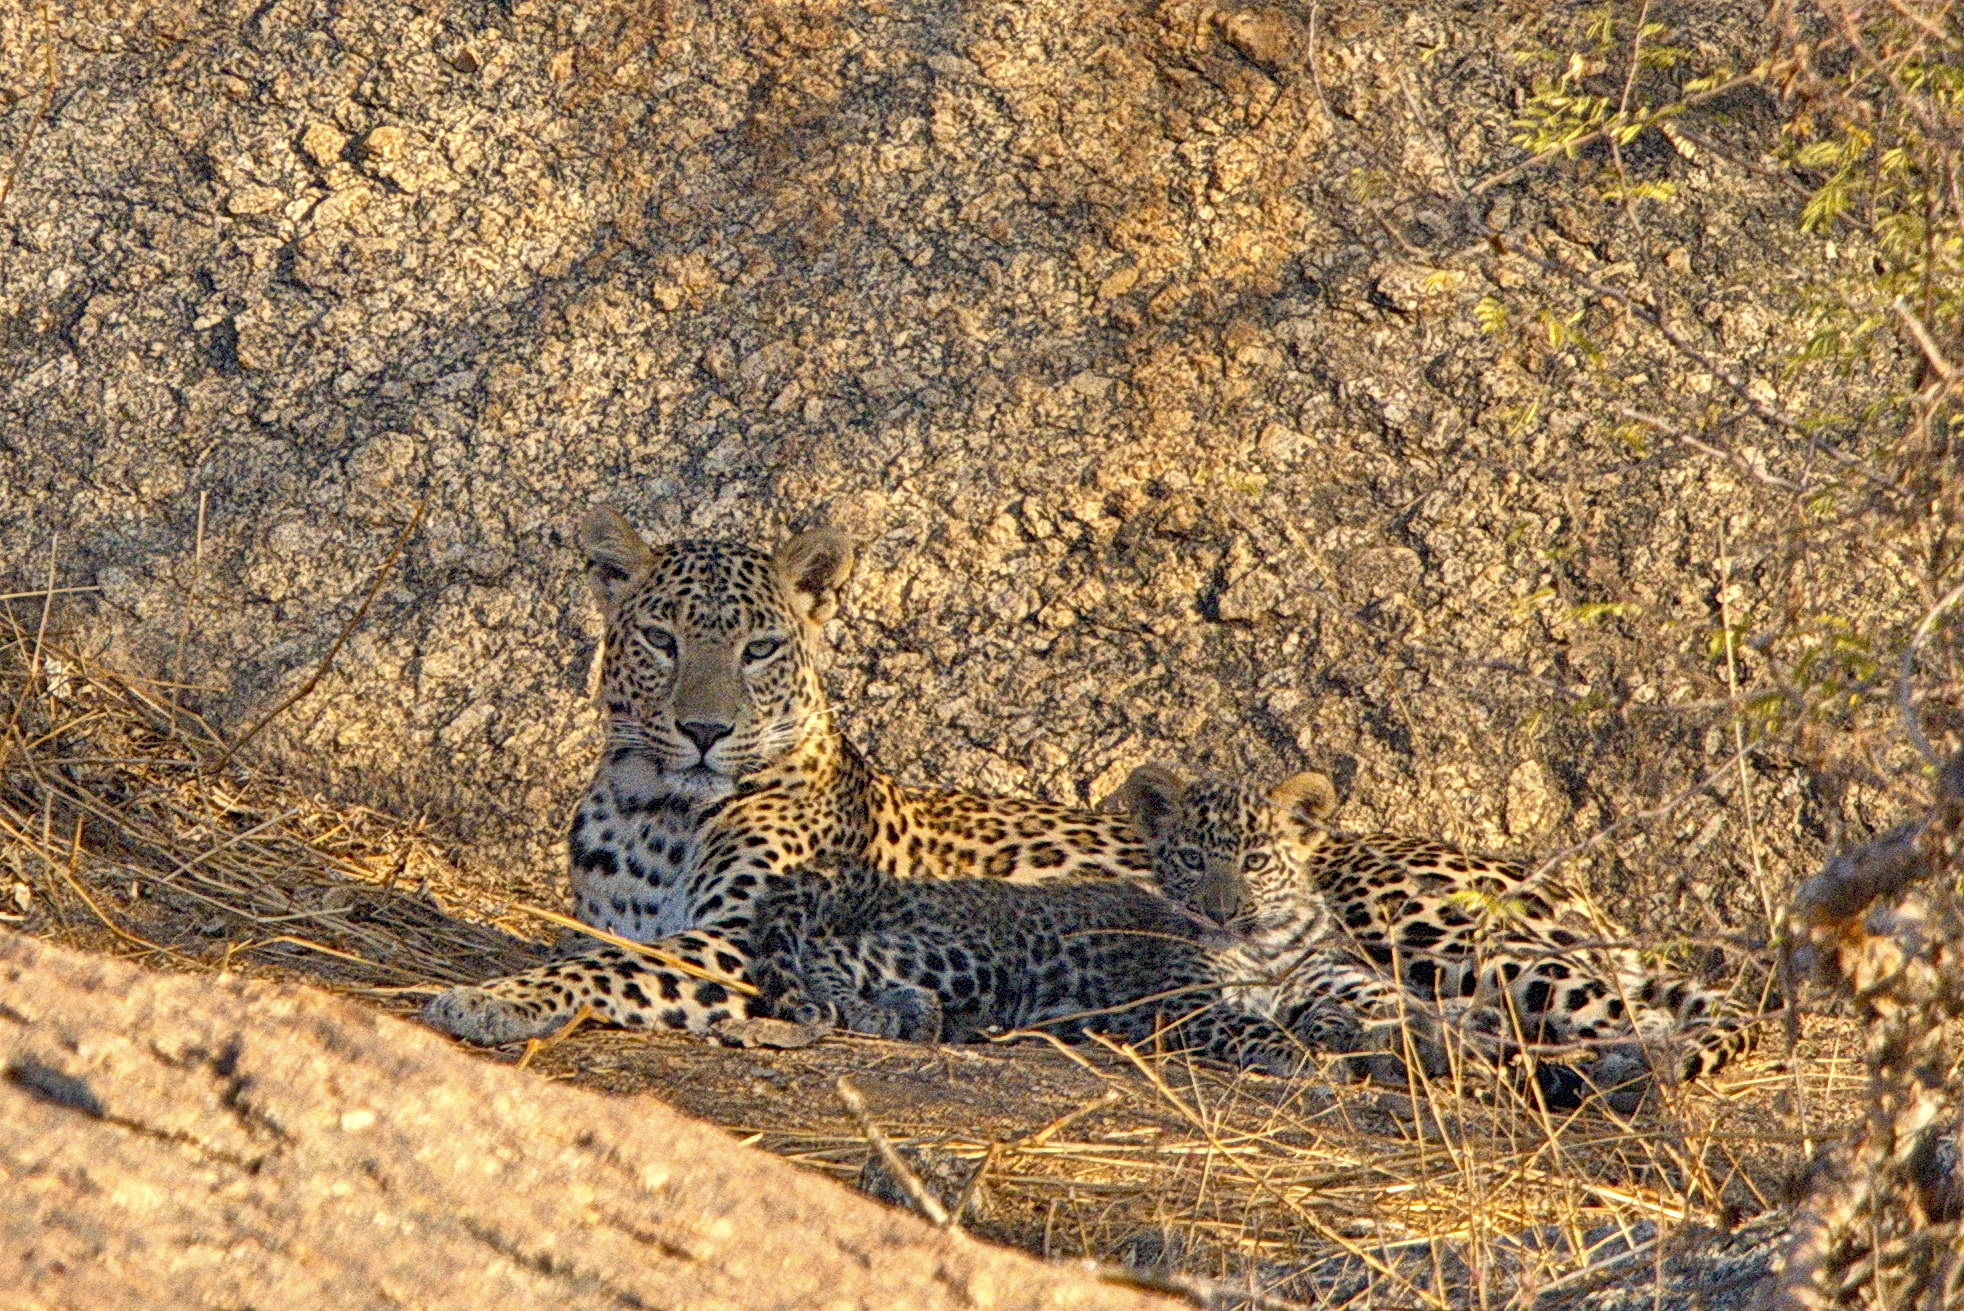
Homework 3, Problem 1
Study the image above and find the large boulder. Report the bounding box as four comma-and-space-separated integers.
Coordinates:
0, 0, 1920, 932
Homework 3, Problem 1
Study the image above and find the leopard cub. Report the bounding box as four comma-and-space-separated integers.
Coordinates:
747, 861, 1322, 1074
1114, 761, 1758, 1107
1114, 766, 1438, 1083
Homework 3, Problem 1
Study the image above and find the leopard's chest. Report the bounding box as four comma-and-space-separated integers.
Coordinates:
568, 765, 731, 943
1207, 934, 1311, 1016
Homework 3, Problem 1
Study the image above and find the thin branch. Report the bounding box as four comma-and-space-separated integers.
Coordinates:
1889, 296, 1959, 382
0, 585, 100, 604
835, 1077, 952, 1227
1615, 406, 1804, 492
0, 0, 58, 244
214, 498, 427, 771
172, 489, 208, 696
1528, 744, 1751, 885
1718, 525, 1780, 926
1895, 577, 1964, 768
509, 902, 760, 995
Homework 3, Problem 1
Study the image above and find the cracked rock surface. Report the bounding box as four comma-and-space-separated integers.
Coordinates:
0, 929, 1171, 1310
0, 0, 1919, 934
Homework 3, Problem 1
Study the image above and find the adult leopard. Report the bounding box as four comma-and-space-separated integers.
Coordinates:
422, 507, 1148, 1046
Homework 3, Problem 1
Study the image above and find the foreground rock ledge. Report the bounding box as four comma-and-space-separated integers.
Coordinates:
0, 933, 1169, 1310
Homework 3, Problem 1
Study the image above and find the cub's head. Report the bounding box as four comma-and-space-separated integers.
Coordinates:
1117, 765, 1337, 937
582, 506, 854, 780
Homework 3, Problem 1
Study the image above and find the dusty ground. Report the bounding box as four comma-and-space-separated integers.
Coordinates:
2, 929, 1190, 1311
28, 892, 1863, 1304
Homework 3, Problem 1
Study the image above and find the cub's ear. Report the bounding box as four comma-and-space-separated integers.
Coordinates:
1269, 771, 1337, 838
1114, 764, 1188, 842
772, 526, 856, 626
580, 505, 655, 609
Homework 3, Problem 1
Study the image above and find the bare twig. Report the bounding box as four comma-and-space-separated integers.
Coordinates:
172, 489, 208, 697
0, 586, 99, 604
1717, 527, 1780, 925
1304, 0, 1335, 131
215, 498, 427, 771
509, 902, 760, 995
1527, 745, 1751, 884
0, 534, 61, 775
945, 1140, 1000, 1228
1889, 295, 1960, 382
835, 1077, 952, 1227
0, 0, 58, 242
1615, 406, 1804, 493
1894, 577, 1964, 768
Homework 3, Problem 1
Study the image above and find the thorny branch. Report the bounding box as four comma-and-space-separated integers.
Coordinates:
1770, 747, 1964, 1309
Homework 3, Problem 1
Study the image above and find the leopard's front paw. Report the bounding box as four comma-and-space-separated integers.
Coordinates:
421, 986, 564, 1046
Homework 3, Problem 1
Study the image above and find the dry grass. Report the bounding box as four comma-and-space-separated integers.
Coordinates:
0, 610, 1860, 1309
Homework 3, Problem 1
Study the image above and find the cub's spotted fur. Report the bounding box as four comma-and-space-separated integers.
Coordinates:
748, 863, 1318, 1073
422, 508, 1149, 1046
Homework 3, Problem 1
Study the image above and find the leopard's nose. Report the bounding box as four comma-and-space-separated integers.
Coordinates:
1196, 867, 1245, 925
678, 720, 734, 753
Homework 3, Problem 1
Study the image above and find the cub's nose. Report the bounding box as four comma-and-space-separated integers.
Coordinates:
1196, 868, 1245, 926
678, 720, 735, 753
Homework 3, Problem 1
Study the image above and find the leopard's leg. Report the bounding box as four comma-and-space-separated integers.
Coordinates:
421, 931, 758, 1045
1193, 1007, 1319, 1076
840, 984, 944, 1043
1477, 951, 1651, 1110
1275, 949, 1446, 1083
1625, 967, 1758, 1082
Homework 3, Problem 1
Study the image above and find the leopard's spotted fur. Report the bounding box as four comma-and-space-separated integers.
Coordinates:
1114, 764, 1758, 1105
421, 508, 1149, 1046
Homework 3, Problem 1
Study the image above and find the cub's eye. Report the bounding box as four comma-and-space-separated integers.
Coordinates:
743, 636, 785, 662
1177, 849, 1205, 872
636, 629, 677, 659
1242, 852, 1272, 873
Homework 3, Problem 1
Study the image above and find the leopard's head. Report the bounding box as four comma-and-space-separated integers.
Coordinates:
581, 505, 854, 781
1119, 765, 1337, 938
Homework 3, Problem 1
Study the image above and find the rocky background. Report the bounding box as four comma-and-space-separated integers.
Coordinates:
0, 0, 1934, 946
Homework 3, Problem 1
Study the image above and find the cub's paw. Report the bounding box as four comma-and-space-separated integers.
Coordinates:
1294, 1001, 1368, 1053
1581, 1044, 1654, 1115
421, 986, 564, 1046
841, 986, 943, 1043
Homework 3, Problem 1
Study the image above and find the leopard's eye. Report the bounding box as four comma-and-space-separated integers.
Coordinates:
1177, 849, 1205, 872
743, 636, 785, 662
637, 629, 677, 659
1242, 851, 1271, 873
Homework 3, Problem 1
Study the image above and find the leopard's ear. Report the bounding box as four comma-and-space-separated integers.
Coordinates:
772, 526, 856, 626
581, 505, 656, 610
1269, 771, 1337, 838
1115, 764, 1189, 842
